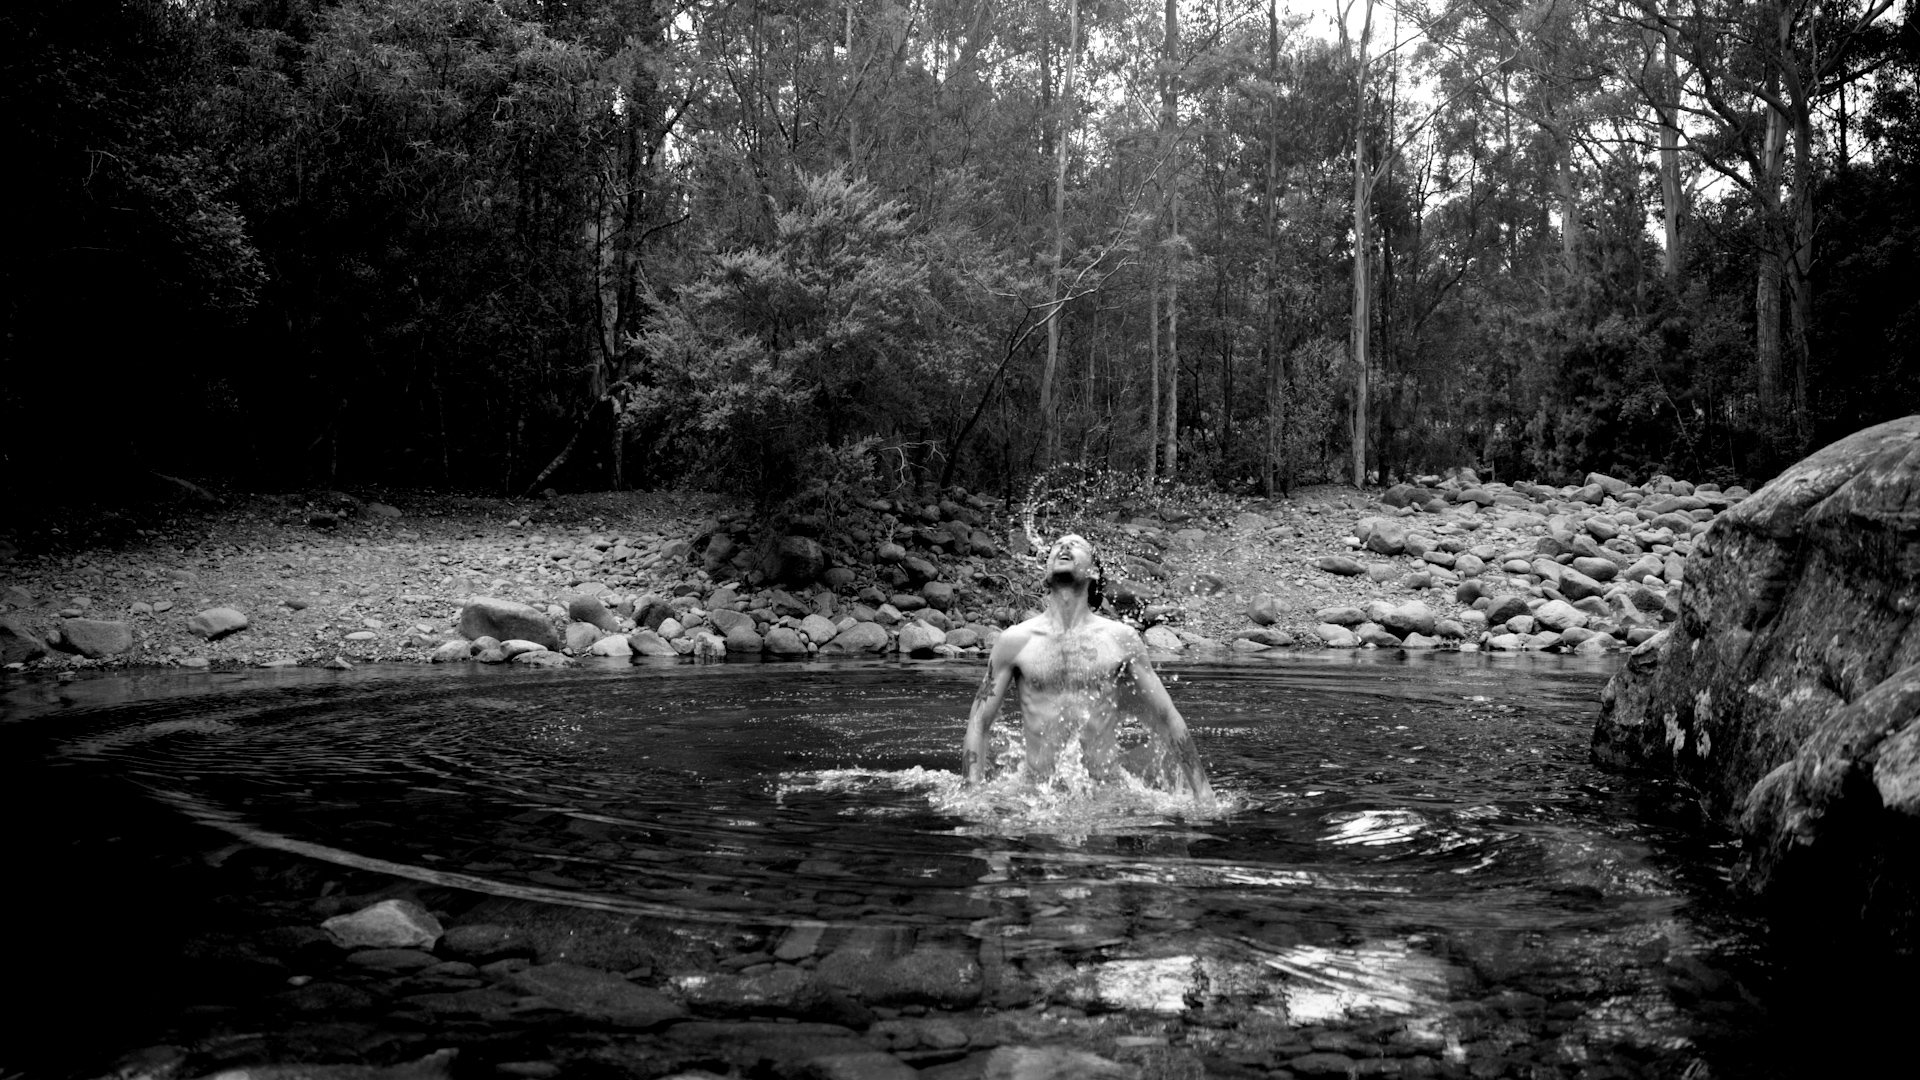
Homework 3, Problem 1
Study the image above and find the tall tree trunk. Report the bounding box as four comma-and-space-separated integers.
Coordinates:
1755, 68, 1787, 416
1039, 0, 1080, 468
1147, 273, 1161, 484
1161, 0, 1180, 478
1657, 20, 1684, 279
1263, 0, 1282, 495
1786, 71, 1815, 446
1349, 0, 1375, 488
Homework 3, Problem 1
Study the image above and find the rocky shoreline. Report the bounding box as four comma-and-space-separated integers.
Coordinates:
0, 472, 1744, 676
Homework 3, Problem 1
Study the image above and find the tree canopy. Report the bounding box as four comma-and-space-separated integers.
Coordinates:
5, 0, 1917, 504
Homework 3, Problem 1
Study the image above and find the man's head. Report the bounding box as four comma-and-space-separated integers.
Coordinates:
1045, 533, 1105, 608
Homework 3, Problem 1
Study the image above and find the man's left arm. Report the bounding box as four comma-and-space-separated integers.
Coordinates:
1119, 634, 1215, 803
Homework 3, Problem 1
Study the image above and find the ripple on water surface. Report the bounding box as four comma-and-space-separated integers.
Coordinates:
7, 654, 1781, 1075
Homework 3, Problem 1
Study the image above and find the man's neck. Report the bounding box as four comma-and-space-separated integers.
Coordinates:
1044, 583, 1094, 630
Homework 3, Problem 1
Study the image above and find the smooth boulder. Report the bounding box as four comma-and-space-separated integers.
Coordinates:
1592, 416, 1920, 949
457, 597, 559, 651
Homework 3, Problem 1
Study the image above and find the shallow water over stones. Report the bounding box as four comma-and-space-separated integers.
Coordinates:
0, 656, 1816, 1078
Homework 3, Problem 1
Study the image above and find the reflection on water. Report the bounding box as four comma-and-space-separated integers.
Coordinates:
0, 654, 1797, 1077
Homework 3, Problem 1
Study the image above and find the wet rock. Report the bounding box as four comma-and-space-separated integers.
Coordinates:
765, 626, 808, 655
438, 923, 536, 964
511, 650, 573, 668
817, 940, 982, 1009
1143, 625, 1184, 650
199, 1048, 460, 1080
675, 966, 873, 1027
628, 628, 677, 657
896, 621, 945, 656
60, 617, 133, 658
187, 606, 249, 640
1595, 417, 1920, 949
505, 962, 685, 1028
973, 1047, 1135, 1080
587, 634, 633, 657
822, 622, 890, 655
349, 947, 440, 973
801, 614, 840, 643
564, 621, 605, 652
322, 899, 443, 950
1383, 601, 1436, 636
724, 625, 764, 654
1315, 624, 1360, 648
457, 597, 558, 651
1358, 624, 1402, 648
430, 639, 473, 663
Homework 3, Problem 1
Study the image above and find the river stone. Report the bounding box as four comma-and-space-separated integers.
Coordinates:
1593, 416, 1920, 950
506, 963, 685, 1029
61, 617, 133, 658
1383, 601, 1436, 636
431, 639, 473, 662
1314, 555, 1365, 576
1484, 594, 1530, 625
0, 615, 47, 665
564, 621, 605, 652
187, 606, 249, 641
1143, 625, 1184, 650
513, 650, 573, 667
1315, 606, 1365, 626
628, 628, 677, 657
1354, 624, 1399, 648
764, 626, 807, 655
1488, 633, 1527, 650
566, 593, 622, 633
762, 535, 827, 585
675, 966, 871, 1027
708, 608, 753, 634
1571, 556, 1619, 582
587, 634, 632, 657
1247, 594, 1281, 625
458, 597, 558, 650
921, 581, 955, 611
1360, 517, 1409, 555
1533, 599, 1588, 631
822, 622, 890, 655
724, 625, 763, 654
816, 943, 982, 1009
800, 614, 839, 643
897, 621, 945, 656
322, 899, 443, 949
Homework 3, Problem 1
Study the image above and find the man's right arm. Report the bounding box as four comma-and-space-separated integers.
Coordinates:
963, 631, 1022, 784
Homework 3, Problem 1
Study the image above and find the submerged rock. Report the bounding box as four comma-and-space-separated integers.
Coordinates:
321, 898, 443, 950
1593, 416, 1920, 951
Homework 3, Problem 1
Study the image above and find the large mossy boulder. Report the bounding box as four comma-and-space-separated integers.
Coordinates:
1593, 416, 1920, 953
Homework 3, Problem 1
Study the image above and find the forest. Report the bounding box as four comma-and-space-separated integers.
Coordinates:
4, 0, 1917, 507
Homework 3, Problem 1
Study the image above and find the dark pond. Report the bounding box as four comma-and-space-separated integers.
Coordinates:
0, 654, 1838, 1078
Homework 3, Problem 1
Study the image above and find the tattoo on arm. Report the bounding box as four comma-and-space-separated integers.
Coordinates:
971, 670, 995, 708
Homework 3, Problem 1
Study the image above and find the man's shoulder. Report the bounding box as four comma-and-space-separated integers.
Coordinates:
1090, 613, 1144, 642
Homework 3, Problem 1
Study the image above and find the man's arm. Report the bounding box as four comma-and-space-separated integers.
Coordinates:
963, 631, 1022, 784
1118, 633, 1215, 802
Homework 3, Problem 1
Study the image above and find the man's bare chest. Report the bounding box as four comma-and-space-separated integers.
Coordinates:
1016, 630, 1126, 694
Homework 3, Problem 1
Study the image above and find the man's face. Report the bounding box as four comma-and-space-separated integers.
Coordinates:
1047, 534, 1096, 583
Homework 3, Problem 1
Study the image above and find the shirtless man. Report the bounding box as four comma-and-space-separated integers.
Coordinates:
962, 533, 1213, 801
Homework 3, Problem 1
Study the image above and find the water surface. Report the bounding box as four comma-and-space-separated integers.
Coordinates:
0, 654, 1790, 1078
